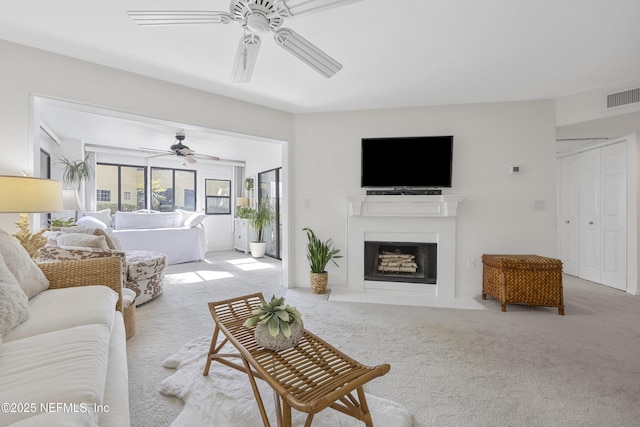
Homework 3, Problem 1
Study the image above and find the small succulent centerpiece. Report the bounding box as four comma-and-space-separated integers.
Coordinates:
243, 295, 303, 351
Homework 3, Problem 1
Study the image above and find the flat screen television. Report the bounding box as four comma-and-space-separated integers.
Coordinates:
361, 136, 453, 188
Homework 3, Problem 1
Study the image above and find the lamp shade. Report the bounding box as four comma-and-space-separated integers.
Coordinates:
0, 176, 63, 213
236, 197, 250, 207
62, 189, 85, 211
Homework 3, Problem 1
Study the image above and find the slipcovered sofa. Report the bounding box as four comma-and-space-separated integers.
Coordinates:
80, 209, 207, 265
0, 228, 129, 426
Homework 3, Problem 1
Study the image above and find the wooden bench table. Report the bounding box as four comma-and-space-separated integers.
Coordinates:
203, 292, 390, 427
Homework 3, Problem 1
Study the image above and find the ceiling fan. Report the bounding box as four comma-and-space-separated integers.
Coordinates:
127, 0, 362, 82
141, 133, 220, 164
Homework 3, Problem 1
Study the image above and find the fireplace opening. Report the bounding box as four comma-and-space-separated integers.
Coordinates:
364, 241, 437, 284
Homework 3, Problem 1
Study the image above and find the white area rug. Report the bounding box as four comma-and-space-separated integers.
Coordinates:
160, 336, 414, 427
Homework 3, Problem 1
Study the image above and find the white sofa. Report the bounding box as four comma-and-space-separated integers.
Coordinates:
0, 229, 129, 427
80, 210, 207, 265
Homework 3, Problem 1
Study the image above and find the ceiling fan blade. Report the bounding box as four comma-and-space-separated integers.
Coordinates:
273, 28, 342, 78
231, 34, 262, 83
139, 147, 172, 154
279, 0, 362, 17
127, 10, 234, 26
193, 154, 221, 161
184, 155, 198, 164
177, 147, 195, 155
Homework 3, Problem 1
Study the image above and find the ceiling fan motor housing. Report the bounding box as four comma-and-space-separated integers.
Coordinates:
171, 133, 191, 156
232, 0, 284, 34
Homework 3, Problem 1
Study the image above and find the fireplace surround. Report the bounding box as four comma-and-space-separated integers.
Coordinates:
342, 195, 464, 302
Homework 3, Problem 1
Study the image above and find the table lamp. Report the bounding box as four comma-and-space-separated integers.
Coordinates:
0, 175, 63, 258
62, 188, 85, 222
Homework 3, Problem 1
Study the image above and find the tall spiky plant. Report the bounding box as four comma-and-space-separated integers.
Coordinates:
58, 153, 93, 190
303, 228, 342, 273
248, 196, 275, 242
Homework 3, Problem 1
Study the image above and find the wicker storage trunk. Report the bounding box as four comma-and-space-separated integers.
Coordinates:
482, 254, 564, 315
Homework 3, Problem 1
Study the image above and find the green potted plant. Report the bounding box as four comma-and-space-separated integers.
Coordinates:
58, 153, 93, 190
243, 295, 303, 351
247, 196, 275, 258
48, 217, 76, 230
303, 228, 342, 294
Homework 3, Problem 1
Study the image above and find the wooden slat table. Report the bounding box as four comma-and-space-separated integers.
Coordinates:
203, 293, 391, 427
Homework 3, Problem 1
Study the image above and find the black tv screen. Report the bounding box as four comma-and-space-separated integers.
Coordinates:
361, 136, 453, 188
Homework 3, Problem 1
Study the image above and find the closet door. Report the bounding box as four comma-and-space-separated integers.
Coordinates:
579, 149, 602, 283
557, 156, 580, 276
599, 143, 626, 290
577, 142, 627, 290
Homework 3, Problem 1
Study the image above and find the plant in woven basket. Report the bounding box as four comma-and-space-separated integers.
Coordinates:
303, 228, 342, 294
303, 228, 342, 273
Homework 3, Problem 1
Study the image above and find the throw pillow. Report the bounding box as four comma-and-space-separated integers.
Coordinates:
184, 213, 207, 228
0, 257, 30, 336
0, 228, 49, 299
91, 228, 122, 250
56, 233, 110, 250
82, 209, 112, 227
76, 215, 108, 230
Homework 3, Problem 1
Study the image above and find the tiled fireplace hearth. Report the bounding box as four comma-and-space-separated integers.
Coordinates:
329, 195, 477, 308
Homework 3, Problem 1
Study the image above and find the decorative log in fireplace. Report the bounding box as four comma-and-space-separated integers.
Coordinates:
365, 241, 437, 284
378, 251, 418, 273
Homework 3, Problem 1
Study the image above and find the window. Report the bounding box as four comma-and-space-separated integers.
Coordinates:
150, 167, 196, 212
96, 164, 146, 213
205, 179, 231, 215
97, 189, 111, 202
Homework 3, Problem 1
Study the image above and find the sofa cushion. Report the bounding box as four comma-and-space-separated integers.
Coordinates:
77, 215, 108, 230
0, 229, 49, 299
0, 258, 30, 336
3, 412, 97, 426
0, 323, 110, 426
81, 209, 113, 227
2, 285, 117, 343
184, 212, 207, 227
114, 211, 181, 230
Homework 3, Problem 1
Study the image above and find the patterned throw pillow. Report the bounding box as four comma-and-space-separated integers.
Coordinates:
0, 255, 30, 336
0, 228, 49, 299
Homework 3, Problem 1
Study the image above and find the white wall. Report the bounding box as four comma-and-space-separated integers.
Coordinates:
293, 101, 558, 298
0, 39, 294, 238
1, 39, 560, 299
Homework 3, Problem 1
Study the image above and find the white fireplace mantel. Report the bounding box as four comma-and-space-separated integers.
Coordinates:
348, 195, 465, 218
336, 194, 469, 307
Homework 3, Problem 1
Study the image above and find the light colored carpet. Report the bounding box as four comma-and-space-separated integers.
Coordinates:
127, 251, 640, 427
159, 335, 413, 426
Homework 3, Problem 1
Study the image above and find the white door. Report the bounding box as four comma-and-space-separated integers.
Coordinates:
557, 156, 580, 276
599, 143, 627, 290
579, 149, 602, 283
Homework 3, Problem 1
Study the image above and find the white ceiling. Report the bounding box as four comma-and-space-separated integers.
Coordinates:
2, 0, 640, 149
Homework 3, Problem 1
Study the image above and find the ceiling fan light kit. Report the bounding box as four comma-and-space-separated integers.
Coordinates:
127, 0, 360, 82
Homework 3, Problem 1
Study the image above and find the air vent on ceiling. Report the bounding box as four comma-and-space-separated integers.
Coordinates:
606, 87, 640, 109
